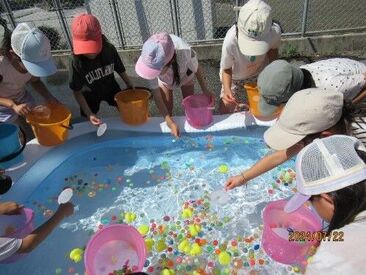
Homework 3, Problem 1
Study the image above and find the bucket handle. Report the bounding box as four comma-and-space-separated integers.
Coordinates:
0, 126, 26, 163
60, 123, 74, 130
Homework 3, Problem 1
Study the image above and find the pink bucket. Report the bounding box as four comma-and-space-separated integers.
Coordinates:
183, 94, 214, 128
261, 199, 321, 265
84, 224, 146, 275
0, 208, 35, 264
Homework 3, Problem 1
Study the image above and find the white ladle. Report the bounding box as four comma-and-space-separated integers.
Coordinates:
57, 188, 73, 204
97, 123, 107, 137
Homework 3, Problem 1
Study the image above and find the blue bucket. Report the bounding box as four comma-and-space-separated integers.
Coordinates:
0, 124, 25, 169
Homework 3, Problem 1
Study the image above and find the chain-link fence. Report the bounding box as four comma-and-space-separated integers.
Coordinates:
1, 0, 365, 51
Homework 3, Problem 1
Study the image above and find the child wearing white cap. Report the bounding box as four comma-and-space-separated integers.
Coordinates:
219, 0, 281, 114
135, 32, 212, 137
225, 88, 348, 190
0, 22, 58, 123
285, 135, 366, 274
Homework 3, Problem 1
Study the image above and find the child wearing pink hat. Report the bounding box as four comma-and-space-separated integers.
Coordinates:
69, 14, 134, 126
135, 32, 212, 137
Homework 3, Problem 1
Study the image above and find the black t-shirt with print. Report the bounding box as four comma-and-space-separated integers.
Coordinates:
69, 38, 126, 96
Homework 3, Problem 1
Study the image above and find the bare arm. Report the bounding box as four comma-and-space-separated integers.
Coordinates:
352, 87, 366, 104
29, 77, 57, 102
18, 203, 73, 253
152, 88, 179, 137
225, 144, 302, 190
195, 65, 210, 94
267, 48, 279, 63
73, 90, 101, 126
0, 97, 31, 116
222, 68, 234, 100
117, 71, 134, 89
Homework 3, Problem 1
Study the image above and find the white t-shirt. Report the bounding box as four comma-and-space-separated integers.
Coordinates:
149, 35, 199, 90
306, 211, 366, 275
0, 56, 32, 102
0, 237, 22, 262
220, 24, 281, 81
0, 55, 33, 122
301, 58, 366, 100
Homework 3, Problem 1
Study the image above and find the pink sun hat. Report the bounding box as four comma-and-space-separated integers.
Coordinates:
135, 32, 175, 80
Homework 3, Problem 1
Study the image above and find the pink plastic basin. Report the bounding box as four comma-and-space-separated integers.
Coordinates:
84, 224, 146, 275
0, 208, 35, 264
261, 199, 321, 265
183, 94, 214, 128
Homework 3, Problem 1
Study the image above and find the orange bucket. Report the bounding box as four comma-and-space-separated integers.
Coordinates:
26, 103, 72, 146
114, 88, 150, 125
244, 83, 282, 120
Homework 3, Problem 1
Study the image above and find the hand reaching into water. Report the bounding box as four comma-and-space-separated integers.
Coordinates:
166, 119, 180, 138
224, 174, 248, 191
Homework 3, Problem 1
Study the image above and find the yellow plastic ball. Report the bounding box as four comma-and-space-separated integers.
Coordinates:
188, 224, 201, 237
218, 251, 231, 265
155, 239, 167, 252
161, 268, 175, 275
138, 224, 149, 235
124, 212, 136, 223
218, 164, 229, 173
145, 238, 154, 252
69, 248, 84, 263
178, 239, 190, 253
189, 243, 202, 256
181, 208, 193, 219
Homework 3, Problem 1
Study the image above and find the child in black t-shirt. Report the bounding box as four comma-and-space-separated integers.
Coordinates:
69, 14, 134, 126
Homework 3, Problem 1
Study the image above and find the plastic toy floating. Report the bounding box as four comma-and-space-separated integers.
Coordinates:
84, 224, 146, 275
261, 199, 321, 266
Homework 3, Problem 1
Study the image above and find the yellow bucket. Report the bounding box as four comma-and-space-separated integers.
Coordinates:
114, 88, 150, 125
244, 83, 282, 120
26, 103, 72, 146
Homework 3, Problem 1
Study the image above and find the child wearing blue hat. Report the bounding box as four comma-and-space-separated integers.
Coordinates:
0, 22, 58, 124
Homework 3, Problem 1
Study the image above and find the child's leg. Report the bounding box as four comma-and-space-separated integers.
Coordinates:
159, 84, 174, 116
181, 80, 195, 99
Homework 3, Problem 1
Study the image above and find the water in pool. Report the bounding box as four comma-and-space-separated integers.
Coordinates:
1, 128, 303, 275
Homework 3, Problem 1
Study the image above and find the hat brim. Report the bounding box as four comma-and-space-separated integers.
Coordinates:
72, 39, 102, 55
22, 57, 56, 77
264, 122, 305, 150
238, 32, 270, 56
135, 56, 161, 80
258, 96, 280, 117
284, 193, 311, 213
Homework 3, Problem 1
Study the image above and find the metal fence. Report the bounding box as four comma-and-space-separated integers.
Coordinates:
1, 0, 365, 52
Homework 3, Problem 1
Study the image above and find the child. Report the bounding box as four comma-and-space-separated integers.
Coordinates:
225, 88, 346, 190
0, 22, 58, 124
69, 14, 134, 126
285, 135, 366, 274
135, 32, 212, 138
0, 201, 74, 262
257, 58, 366, 117
219, 0, 281, 114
